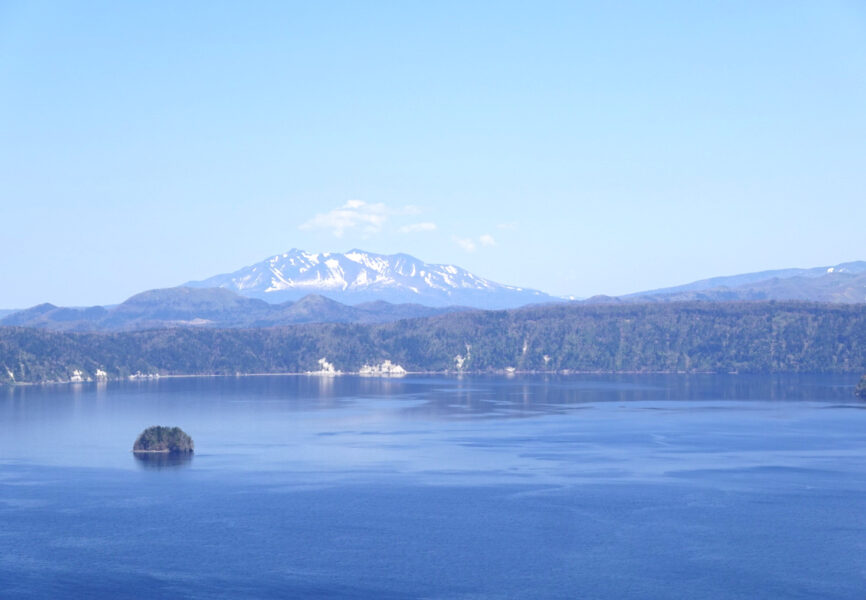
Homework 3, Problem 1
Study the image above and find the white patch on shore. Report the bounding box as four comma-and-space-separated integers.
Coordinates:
129, 371, 159, 380
308, 358, 340, 376
359, 360, 406, 376
454, 344, 472, 370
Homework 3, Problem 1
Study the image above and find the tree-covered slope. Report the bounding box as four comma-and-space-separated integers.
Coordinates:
856, 376, 866, 400
2, 301, 866, 383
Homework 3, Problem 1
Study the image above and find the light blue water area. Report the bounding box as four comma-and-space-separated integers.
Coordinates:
1, 374, 865, 599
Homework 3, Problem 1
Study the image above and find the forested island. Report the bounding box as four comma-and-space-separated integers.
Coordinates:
3, 301, 866, 384
133, 426, 194, 453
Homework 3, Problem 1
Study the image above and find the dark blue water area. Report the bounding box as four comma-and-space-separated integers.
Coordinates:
2, 374, 866, 599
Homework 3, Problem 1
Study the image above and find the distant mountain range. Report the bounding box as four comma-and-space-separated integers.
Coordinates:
3, 255, 866, 332
0, 288, 470, 332
185, 249, 552, 308
614, 261, 866, 304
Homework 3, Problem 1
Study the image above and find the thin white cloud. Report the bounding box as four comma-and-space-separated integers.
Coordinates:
453, 236, 477, 252
300, 200, 416, 237
497, 222, 518, 231
399, 222, 438, 234
454, 233, 498, 252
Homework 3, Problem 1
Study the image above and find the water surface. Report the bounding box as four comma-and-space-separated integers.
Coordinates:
2, 374, 865, 599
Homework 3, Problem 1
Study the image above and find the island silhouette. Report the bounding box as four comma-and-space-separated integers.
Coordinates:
133, 426, 194, 454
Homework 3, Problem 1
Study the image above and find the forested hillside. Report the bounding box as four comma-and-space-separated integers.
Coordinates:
2, 301, 866, 383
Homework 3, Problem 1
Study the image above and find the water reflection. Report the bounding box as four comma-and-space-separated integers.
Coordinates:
133, 452, 193, 470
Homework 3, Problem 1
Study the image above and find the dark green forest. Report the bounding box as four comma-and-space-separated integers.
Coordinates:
2, 301, 866, 384
132, 426, 194, 453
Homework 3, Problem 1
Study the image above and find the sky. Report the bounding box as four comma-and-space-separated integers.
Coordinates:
1, 1, 865, 307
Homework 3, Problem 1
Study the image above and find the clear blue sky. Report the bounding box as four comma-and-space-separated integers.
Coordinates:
2, 1, 865, 307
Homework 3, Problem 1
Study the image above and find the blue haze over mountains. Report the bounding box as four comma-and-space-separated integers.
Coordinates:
615, 261, 866, 304
0, 288, 470, 332
1, 250, 865, 331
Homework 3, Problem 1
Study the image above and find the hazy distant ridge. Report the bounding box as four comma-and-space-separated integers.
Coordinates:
0, 287, 470, 332
617, 261, 866, 303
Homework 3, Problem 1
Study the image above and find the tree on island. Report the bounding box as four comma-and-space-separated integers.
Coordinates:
856, 376, 866, 400
133, 426, 194, 453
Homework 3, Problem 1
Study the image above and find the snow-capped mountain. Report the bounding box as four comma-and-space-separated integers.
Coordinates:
185, 249, 553, 308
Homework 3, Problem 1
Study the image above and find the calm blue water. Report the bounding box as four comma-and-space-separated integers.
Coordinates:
2, 374, 865, 599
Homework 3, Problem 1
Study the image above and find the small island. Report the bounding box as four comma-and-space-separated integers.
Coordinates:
856, 375, 866, 400
133, 426, 194, 454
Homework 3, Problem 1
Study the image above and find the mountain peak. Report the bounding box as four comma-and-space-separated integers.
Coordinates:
185, 249, 551, 309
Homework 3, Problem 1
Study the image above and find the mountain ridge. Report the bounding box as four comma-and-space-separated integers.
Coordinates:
0, 287, 473, 332
4, 257, 866, 325
617, 261, 866, 304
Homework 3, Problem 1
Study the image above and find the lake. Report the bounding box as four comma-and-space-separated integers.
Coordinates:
2, 374, 865, 599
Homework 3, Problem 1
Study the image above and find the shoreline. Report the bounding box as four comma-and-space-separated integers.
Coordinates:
4, 368, 859, 388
